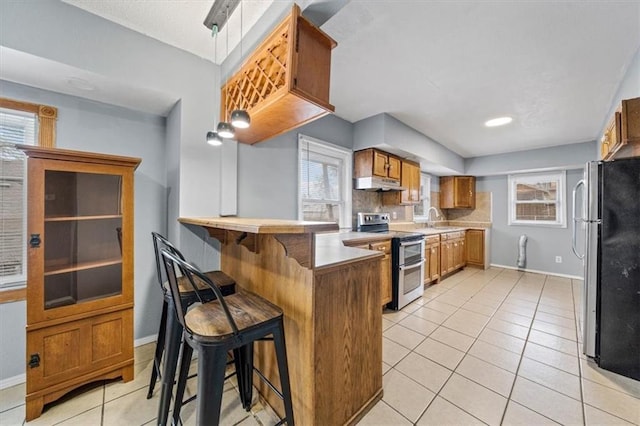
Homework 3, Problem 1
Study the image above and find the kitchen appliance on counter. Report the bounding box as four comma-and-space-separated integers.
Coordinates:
356, 213, 425, 310
571, 157, 640, 380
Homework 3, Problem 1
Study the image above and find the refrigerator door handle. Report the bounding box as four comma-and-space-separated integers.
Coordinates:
572, 179, 585, 259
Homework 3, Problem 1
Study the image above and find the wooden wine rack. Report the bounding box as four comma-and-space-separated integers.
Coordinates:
220, 4, 337, 145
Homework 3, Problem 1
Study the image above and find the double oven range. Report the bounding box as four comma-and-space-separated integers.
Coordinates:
356, 213, 425, 310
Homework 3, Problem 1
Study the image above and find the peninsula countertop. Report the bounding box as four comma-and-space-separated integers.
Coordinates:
178, 216, 339, 234
179, 217, 384, 269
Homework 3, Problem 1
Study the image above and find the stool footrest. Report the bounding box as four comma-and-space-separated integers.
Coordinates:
254, 366, 284, 401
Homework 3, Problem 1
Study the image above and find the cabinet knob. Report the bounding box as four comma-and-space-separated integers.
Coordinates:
29, 234, 41, 248
28, 353, 40, 368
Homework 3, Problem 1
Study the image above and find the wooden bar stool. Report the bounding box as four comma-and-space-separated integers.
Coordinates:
161, 249, 295, 426
148, 232, 244, 426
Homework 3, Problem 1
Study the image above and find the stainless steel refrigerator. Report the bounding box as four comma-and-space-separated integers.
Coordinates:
572, 157, 640, 381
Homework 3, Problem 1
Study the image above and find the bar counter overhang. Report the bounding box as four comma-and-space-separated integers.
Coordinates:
178, 217, 384, 425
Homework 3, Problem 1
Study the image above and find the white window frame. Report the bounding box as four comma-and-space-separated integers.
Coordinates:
413, 173, 432, 222
297, 134, 352, 229
0, 108, 36, 289
508, 170, 566, 227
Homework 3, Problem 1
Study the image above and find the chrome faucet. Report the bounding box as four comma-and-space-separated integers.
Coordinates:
427, 207, 440, 227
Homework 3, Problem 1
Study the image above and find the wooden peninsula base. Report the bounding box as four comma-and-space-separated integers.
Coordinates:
179, 218, 383, 425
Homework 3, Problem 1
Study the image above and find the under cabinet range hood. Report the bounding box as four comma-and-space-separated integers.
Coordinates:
354, 176, 404, 191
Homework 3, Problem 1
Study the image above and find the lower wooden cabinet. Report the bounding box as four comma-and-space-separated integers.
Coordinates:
345, 239, 391, 306
369, 240, 392, 305
424, 235, 440, 285
26, 309, 134, 420
440, 232, 466, 277
466, 229, 485, 268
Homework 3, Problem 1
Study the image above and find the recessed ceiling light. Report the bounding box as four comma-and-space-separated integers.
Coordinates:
66, 77, 95, 91
485, 116, 512, 127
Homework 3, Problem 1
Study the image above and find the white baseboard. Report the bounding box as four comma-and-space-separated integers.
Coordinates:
0, 373, 25, 390
0, 334, 159, 390
134, 334, 158, 347
491, 263, 583, 280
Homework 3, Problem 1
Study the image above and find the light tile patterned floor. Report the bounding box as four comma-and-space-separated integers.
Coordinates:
1, 267, 638, 425
361, 267, 640, 426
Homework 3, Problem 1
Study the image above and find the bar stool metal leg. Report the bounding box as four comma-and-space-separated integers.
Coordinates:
196, 345, 229, 426
272, 322, 294, 426
157, 298, 182, 426
171, 342, 194, 426
147, 297, 168, 399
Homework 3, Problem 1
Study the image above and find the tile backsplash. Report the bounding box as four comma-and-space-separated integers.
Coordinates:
445, 192, 492, 222
352, 190, 492, 228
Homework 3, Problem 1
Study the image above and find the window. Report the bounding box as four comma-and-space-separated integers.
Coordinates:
508, 171, 566, 227
0, 98, 57, 294
298, 134, 351, 229
413, 173, 432, 221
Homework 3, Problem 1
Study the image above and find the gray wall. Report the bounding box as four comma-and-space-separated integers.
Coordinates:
477, 169, 584, 277
0, 0, 222, 251
353, 113, 465, 175
0, 81, 166, 382
237, 114, 353, 219
465, 141, 597, 176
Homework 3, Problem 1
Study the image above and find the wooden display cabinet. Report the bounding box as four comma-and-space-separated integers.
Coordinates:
440, 176, 476, 209
18, 146, 140, 421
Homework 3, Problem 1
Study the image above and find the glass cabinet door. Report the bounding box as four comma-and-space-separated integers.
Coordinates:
43, 171, 124, 309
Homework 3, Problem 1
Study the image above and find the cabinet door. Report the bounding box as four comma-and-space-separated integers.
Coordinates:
27, 159, 134, 324
465, 230, 484, 267
455, 177, 476, 209
387, 155, 401, 180
370, 241, 391, 305
26, 309, 133, 392
372, 151, 388, 177
431, 244, 440, 282
440, 241, 449, 275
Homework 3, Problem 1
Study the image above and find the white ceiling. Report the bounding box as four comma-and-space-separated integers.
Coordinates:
6, 1, 640, 158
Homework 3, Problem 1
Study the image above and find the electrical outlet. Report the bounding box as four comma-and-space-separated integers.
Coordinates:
555, 256, 562, 263
392, 211, 397, 220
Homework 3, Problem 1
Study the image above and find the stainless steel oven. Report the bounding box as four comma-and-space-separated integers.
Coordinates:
391, 237, 425, 310
356, 213, 425, 310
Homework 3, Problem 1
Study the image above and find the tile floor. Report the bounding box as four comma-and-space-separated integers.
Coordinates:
1, 267, 638, 425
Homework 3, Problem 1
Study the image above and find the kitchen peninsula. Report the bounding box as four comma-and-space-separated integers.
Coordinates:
178, 217, 384, 425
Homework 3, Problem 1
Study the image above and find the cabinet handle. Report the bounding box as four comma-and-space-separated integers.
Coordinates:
29, 234, 41, 248
28, 353, 40, 368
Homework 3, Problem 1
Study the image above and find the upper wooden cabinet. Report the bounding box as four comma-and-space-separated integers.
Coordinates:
354, 148, 401, 180
382, 160, 421, 205
440, 176, 476, 209
18, 146, 139, 421
601, 97, 640, 160
221, 5, 336, 145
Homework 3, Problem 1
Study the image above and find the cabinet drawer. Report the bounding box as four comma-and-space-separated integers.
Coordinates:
426, 235, 440, 246
369, 240, 391, 255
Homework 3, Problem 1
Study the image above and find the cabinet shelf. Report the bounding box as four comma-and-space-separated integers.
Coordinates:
44, 258, 122, 276
45, 215, 123, 222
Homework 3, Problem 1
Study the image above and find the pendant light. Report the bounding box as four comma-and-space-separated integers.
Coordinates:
230, 0, 250, 129
216, 4, 235, 139
206, 25, 223, 146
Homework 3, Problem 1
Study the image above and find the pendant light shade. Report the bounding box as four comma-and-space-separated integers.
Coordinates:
217, 122, 235, 139
206, 131, 223, 146
230, 109, 251, 129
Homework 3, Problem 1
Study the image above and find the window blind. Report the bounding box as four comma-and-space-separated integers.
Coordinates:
0, 108, 36, 286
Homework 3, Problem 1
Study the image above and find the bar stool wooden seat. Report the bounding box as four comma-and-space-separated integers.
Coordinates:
149, 232, 241, 426
161, 249, 295, 426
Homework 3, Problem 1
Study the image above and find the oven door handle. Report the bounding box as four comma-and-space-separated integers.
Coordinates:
400, 239, 424, 247
399, 259, 425, 271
